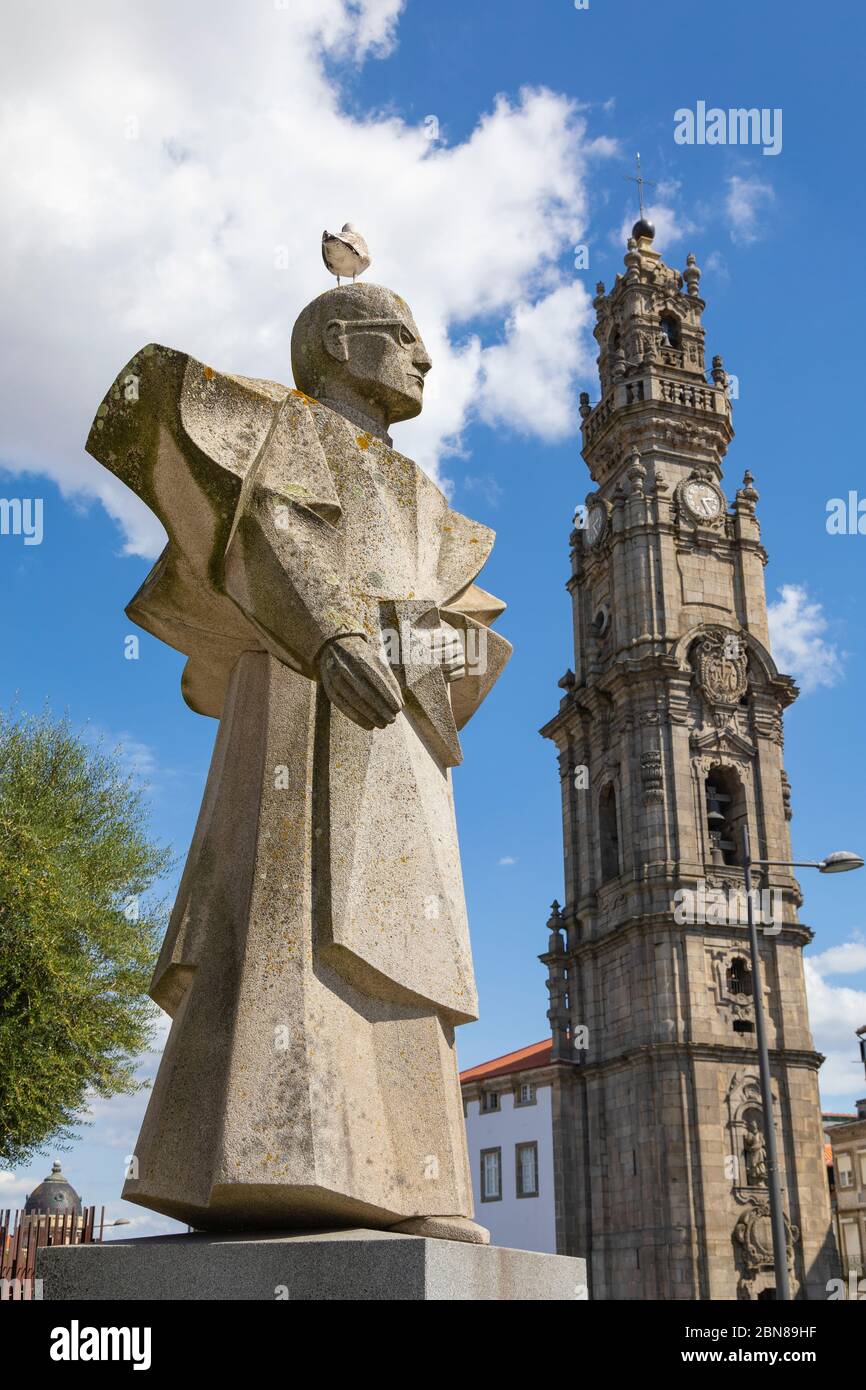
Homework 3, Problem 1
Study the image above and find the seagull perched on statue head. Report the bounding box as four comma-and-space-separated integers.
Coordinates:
321, 223, 372, 284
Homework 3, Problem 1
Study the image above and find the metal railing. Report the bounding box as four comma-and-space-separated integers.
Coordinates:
0, 1205, 104, 1299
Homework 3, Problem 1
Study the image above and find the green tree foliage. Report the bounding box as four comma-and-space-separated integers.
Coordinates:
0, 710, 170, 1168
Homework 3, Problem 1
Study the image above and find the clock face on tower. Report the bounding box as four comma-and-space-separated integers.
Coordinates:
587, 504, 607, 546
682, 480, 722, 522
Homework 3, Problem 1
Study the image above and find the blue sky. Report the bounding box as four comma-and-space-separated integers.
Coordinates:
2, 0, 865, 1231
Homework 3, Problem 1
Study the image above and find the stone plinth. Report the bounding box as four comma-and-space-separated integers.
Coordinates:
38, 1229, 586, 1302
37, 1228, 586, 1301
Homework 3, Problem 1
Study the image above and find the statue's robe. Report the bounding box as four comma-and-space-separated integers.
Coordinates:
87, 346, 511, 1230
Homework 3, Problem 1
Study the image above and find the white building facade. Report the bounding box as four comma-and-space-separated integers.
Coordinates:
461, 1041, 558, 1253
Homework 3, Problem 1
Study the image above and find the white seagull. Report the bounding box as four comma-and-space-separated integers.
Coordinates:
321, 223, 372, 284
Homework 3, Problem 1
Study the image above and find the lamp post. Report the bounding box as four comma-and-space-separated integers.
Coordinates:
98, 1216, 131, 1241
741, 827, 863, 1301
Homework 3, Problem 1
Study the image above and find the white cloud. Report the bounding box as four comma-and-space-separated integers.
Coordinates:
725, 175, 774, 244
767, 585, 844, 693
114, 736, 158, 782
82, 724, 161, 784
705, 250, 729, 280
477, 282, 594, 439
498, 855, 517, 866
809, 941, 866, 978
805, 944, 866, 1104
0, 0, 611, 556
654, 178, 683, 203
0, 1170, 33, 1204
462, 474, 503, 508
613, 173, 772, 260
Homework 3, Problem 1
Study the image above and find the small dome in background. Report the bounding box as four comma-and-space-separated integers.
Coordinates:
24, 1160, 82, 1217
632, 217, 655, 242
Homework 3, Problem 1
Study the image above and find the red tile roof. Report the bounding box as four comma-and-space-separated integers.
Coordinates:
460, 1039, 553, 1082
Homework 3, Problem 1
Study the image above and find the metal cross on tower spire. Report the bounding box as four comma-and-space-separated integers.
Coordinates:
624, 151, 655, 218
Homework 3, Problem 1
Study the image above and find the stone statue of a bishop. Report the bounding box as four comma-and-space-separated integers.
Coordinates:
87, 278, 510, 1243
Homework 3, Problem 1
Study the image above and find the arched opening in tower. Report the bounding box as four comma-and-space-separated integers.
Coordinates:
704, 768, 747, 866
659, 313, 681, 348
599, 782, 621, 882
727, 954, 753, 998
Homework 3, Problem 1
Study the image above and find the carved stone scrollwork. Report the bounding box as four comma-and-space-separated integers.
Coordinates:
710, 707, 737, 735
753, 702, 784, 747
693, 627, 749, 706
692, 753, 753, 786
733, 1203, 800, 1301
640, 749, 663, 804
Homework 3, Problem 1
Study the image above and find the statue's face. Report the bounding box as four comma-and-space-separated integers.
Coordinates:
324, 297, 432, 423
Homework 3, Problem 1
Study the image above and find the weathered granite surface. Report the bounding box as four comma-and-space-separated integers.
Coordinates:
85, 282, 511, 1237
38, 1231, 587, 1302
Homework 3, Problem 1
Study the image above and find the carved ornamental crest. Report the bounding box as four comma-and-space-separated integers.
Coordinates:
694, 627, 748, 706
733, 1202, 800, 1300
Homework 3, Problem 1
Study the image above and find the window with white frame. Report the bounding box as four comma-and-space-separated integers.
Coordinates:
837, 1152, 854, 1188
516, 1141, 539, 1198
480, 1148, 502, 1202
515, 1081, 536, 1107
859, 1150, 866, 1187
480, 1090, 500, 1113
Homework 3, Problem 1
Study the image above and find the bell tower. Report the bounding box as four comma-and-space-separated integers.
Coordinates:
540, 219, 838, 1299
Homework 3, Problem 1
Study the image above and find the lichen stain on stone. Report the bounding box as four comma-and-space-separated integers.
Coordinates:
356, 434, 371, 450
203, 366, 216, 380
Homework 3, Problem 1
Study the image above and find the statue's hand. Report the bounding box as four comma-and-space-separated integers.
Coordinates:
319, 635, 404, 730
436, 623, 465, 684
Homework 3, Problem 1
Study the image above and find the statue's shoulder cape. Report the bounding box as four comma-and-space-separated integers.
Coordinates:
86, 344, 510, 727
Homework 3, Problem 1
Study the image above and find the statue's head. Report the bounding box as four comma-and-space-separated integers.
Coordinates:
291, 282, 432, 427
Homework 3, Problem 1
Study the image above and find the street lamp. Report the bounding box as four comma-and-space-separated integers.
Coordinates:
818, 852, 865, 874
98, 1216, 131, 1241
742, 826, 862, 1301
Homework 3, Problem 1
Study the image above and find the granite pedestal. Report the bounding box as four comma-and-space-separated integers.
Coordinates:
38, 1229, 587, 1302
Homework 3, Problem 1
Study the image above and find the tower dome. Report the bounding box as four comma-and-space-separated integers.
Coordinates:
24, 1160, 82, 1217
